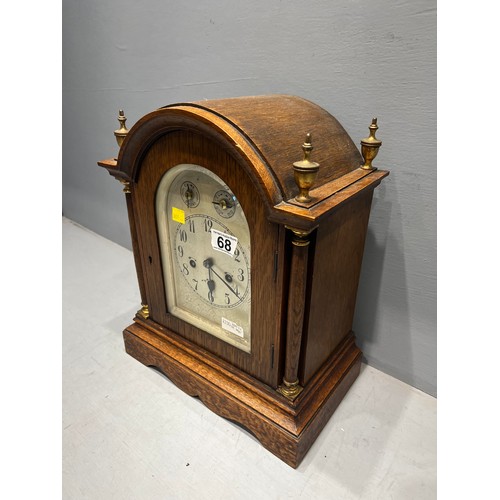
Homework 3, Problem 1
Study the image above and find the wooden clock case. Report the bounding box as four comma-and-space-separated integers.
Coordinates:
98, 95, 388, 468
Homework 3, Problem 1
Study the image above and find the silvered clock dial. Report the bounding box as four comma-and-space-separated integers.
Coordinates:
156, 164, 251, 353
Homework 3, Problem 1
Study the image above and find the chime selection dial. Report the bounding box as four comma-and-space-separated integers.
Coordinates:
212, 190, 237, 218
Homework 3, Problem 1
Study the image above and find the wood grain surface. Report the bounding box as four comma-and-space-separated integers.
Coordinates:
124, 318, 362, 468
132, 129, 285, 387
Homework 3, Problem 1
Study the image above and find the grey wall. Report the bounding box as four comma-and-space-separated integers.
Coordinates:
63, 0, 436, 396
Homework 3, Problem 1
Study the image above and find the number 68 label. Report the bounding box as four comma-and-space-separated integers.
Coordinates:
211, 229, 238, 257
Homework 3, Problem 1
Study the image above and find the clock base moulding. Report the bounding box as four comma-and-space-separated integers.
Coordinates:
124, 316, 362, 469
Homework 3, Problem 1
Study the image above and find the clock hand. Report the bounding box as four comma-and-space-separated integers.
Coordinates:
203, 258, 216, 298
212, 200, 233, 209
210, 266, 240, 299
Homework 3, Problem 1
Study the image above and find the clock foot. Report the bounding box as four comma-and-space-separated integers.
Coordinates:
277, 379, 303, 401
137, 303, 150, 319
123, 318, 362, 469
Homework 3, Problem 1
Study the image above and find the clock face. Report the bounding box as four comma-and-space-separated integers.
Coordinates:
156, 164, 251, 353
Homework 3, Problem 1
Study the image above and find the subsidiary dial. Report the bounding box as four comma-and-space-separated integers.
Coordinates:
213, 190, 237, 218
180, 181, 200, 208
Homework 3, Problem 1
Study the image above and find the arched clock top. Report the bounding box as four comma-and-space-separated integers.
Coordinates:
114, 104, 284, 210
99, 95, 388, 228
182, 95, 363, 197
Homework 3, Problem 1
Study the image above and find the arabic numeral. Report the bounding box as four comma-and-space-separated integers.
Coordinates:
204, 219, 213, 232
234, 248, 241, 262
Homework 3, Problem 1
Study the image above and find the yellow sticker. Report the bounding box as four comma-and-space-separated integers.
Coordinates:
172, 207, 185, 224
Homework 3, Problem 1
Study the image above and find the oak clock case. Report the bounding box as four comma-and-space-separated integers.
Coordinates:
98, 96, 389, 468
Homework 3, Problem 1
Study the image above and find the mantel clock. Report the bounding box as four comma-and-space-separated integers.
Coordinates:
98, 95, 388, 468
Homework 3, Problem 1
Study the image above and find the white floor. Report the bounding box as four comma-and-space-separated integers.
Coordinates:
62, 217, 436, 500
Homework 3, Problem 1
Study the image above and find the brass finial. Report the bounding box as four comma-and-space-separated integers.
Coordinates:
360, 118, 382, 170
293, 133, 320, 203
114, 109, 129, 149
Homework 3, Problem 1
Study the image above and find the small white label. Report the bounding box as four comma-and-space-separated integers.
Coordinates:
211, 229, 238, 257
222, 317, 244, 338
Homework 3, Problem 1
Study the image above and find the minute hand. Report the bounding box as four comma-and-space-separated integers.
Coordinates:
210, 267, 240, 298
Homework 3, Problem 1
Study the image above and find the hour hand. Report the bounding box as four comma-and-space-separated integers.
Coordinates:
203, 258, 216, 292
